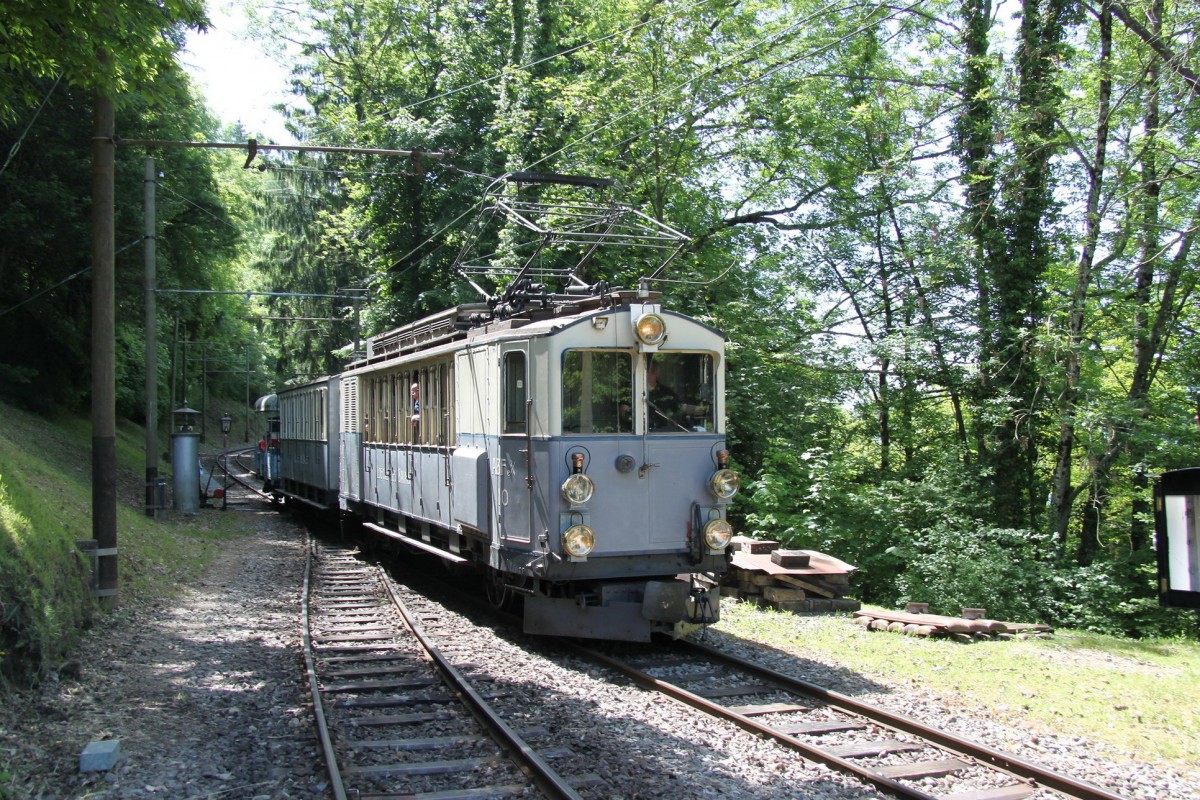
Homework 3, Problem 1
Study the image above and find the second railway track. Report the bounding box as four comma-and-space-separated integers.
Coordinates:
302, 538, 599, 800
566, 638, 1129, 800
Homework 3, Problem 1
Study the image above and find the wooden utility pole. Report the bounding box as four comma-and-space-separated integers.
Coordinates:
144, 157, 159, 518
91, 90, 118, 605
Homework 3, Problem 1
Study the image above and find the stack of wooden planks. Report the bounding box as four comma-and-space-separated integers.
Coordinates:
720, 536, 860, 613
852, 607, 1054, 640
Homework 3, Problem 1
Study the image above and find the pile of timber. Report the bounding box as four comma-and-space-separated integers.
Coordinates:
853, 606, 1054, 640
721, 536, 860, 613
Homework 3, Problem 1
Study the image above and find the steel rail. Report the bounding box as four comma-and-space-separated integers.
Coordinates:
210, 446, 274, 502
377, 576, 585, 800
301, 537, 350, 800
677, 638, 1129, 800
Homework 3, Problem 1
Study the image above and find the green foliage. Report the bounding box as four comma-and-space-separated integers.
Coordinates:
4, 0, 1199, 642
1046, 557, 1200, 639
125, 0, 1200, 641
0, 0, 208, 123
0, 68, 264, 419
0, 399, 252, 685
891, 525, 1053, 622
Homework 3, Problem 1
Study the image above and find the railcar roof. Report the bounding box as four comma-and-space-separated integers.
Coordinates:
345, 289, 685, 368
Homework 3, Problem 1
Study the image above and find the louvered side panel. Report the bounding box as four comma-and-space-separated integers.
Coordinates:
342, 376, 359, 432
340, 376, 362, 502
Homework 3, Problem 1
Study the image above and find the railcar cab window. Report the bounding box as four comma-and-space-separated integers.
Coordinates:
646, 353, 715, 433
562, 350, 633, 434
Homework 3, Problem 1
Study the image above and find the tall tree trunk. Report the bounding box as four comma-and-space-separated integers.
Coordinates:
876, 216, 894, 474
985, 0, 1070, 528
1049, 1, 1112, 558
884, 202, 970, 462
956, 0, 1001, 467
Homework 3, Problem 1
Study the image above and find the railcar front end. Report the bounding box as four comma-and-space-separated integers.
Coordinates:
480, 302, 735, 640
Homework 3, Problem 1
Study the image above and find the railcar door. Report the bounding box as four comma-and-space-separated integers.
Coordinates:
497, 345, 534, 544
640, 351, 720, 548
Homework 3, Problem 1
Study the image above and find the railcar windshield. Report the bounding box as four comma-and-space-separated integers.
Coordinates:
647, 353, 715, 433
563, 350, 632, 434
561, 349, 716, 434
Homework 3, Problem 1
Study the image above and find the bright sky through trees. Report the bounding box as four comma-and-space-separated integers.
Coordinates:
180, 1, 295, 141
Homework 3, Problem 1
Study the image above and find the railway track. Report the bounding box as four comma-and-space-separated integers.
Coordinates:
206, 446, 274, 506
302, 537, 594, 800
566, 638, 1129, 800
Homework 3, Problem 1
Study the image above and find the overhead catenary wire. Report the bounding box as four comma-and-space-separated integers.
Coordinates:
0, 238, 142, 318
0, 73, 62, 177
136, 1, 931, 304
155, 180, 241, 232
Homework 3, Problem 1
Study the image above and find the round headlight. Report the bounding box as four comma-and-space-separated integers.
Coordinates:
561, 473, 595, 505
635, 313, 667, 346
703, 518, 734, 550
563, 524, 595, 558
708, 468, 741, 501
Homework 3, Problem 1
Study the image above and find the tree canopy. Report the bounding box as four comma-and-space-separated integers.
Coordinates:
2, 0, 1198, 636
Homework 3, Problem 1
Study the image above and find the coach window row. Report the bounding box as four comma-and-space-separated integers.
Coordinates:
280, 386, 327, 441
362, 361, 455, 447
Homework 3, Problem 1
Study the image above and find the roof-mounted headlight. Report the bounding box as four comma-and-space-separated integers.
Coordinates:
635, 313, 667, 347
708, 468, 740, 501
563, 524, 595, 559
562, 473, 595, 505
703, 519, 734, 551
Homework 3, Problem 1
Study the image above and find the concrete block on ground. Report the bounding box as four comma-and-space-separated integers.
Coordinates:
80, 739, 121, 772
770, 599, 810, 613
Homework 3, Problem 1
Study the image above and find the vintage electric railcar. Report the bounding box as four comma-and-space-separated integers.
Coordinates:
272, 171, 741, 641
274, 292, 739, 641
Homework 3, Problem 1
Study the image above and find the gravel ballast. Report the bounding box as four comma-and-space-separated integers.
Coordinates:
1, 509, 1196, 799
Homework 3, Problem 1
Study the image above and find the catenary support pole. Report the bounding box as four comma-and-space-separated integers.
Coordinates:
91, 90, 118, 606
144, 157, 158, 519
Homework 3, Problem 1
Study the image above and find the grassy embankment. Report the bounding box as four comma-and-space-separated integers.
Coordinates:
716, 598, 1200, 773
0, 399, 245, 685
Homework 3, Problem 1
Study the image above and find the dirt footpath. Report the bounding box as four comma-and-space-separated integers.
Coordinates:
0, 511, 327, 800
